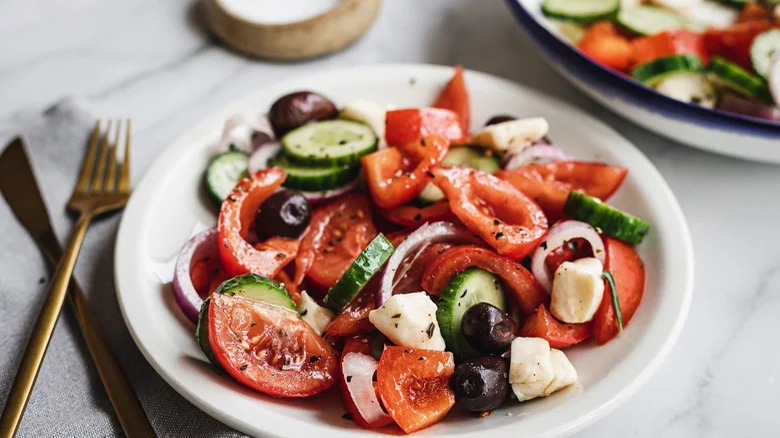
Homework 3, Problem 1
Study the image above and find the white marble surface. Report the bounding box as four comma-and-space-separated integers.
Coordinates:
0, 0, 779, 436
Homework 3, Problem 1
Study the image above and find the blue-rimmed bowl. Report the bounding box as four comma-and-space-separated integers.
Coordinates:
506, 0, 780, 163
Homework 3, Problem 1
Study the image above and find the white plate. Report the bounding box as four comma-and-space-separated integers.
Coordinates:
115, 64, 694, 437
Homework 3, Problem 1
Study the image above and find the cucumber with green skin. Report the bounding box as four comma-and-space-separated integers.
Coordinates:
323, 234, 395, 312
214, 273, 298, 313
562, 191, 649, 245
436, 268, 506, 359
417, 146, 501, 204
541, 0, 619, 23
196, 298, 220, 369
632, 55, 704, 87
707, 56, 772, 102
204, 150, 248, 206
281, 119, 377, 167
750, 29, 780, 79
617, 6, 702, 36
269, 154, 359, 191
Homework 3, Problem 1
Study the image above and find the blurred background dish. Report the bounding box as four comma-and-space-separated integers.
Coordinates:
506, 0, 780, 163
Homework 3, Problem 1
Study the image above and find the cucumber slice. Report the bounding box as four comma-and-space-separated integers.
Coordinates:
562, 191, 650, 245
541, 0, 619, 23
654, 72, 716, 108
632, 55, 703, 87
323, 234, 395, 312
214, 273, 298, 313
436, 268, 506, 359
417, 146, 501, 204
196, 298, 221, 369
269, 154, 359, 191
281, 120, 377, 167
204, 150, 248, 206
617, 6, 701, 36
708, 56, 771, 102
750, 29, 780, 79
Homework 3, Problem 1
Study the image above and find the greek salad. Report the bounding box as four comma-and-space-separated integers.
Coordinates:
172, 67, 649, 433
543, 0, 780, 121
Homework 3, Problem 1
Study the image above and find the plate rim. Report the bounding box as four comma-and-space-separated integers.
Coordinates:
114, 63, 694, 437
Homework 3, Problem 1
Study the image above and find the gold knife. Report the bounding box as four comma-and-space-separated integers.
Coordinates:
0, 138, 156, 438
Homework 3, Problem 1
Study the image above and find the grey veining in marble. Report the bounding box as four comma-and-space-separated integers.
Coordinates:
1, 0, 779, 437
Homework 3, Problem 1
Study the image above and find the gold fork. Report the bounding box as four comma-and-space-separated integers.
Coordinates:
0, 120, 134, 438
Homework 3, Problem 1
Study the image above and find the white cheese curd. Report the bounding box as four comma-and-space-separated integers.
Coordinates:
368, 292, 446, 351
544, 349, 578, 395
509, 337, 555, 401
550, 257, 605, 323
297, 291, 334, 335
470, 117, 549, 153
339, 99, 388, 149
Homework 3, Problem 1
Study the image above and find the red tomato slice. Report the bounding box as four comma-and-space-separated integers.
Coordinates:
218, 167, 296, 278
385, 108, 466, 147
544, 238, 592, 274
433, 66, 470, 130
325, 276, 379, 337
379, 199, 453, 227
273, 269, 301, 305
519, 305, 591, 349
592, 237, 646, 344
294, 193, 377, 292
190, 255, 228, 298
362, 136, 449, 209
578, 22, 633, 72
631, 29, 709, 67
496, 162, 627, 221
432, 167, 547, 259
422, 245, 548, 315
705, 21, 778, 69
207, 293, 339, 397
342, 335, 373, 356
377, 347, 455, 434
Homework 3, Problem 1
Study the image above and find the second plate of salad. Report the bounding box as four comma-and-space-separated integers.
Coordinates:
114, 64, 693, 437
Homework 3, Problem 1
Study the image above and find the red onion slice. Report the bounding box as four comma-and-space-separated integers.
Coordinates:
717, 92, 780, 122
247, 141, 282, 173
216, 114, 275, 154
530, 220, 605, 293
769, 55, 780, 109
503, 142, 572, 170
342, 352, 393, 427
173, 227, 219, 323
377, 221, 482, 306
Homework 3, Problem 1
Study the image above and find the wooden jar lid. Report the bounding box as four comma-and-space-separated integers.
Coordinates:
203, 0, 382, 60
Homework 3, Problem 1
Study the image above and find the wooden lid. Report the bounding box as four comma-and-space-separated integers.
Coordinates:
203, 0, 382, 60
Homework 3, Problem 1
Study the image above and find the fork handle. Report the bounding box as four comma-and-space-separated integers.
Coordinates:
0, 213, 93, 438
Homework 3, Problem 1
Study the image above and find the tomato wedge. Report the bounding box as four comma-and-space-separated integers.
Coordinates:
544, 238, 592, 274
578, 22, 633, 72
325, 277, 378, 337
421, 245, 547, 315
377, 347, 455, 433
631, 29, 709, 67
519, 305, 591, 349
294, 193, 377, 291
218, 167, 298, 278
496, 162, 627, 220
191, 255, 228, 298
385, 108, 466, 146
705, 21, 777, 69
379, 199, 453, 227
593, 237, 646, 344
432, 167, 547, 259
362, 136, 449, 209
207, 293, 339, 397
433, 66, 470, 130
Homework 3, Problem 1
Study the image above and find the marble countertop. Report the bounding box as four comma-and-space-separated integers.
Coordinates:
1, 0, 778, 436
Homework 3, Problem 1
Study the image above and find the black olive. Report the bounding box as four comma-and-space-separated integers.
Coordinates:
461, 303, 517, 355
450, 357, 509, 412
269, 91, 337, 135
484, 114, 516, 126
255, 190, 311, 239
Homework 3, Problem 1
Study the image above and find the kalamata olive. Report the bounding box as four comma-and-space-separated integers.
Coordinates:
461, 303, 517, 355
255, 190, 311, 239
451, 357, 509, 412
484, 114, 516, 126
269, 91, 337, 135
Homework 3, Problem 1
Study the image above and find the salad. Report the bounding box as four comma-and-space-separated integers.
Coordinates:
172, 67, 650, 434
542, 0, 780, 121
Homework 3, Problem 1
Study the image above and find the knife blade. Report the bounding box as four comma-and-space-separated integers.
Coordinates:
0, 138, 156, 438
